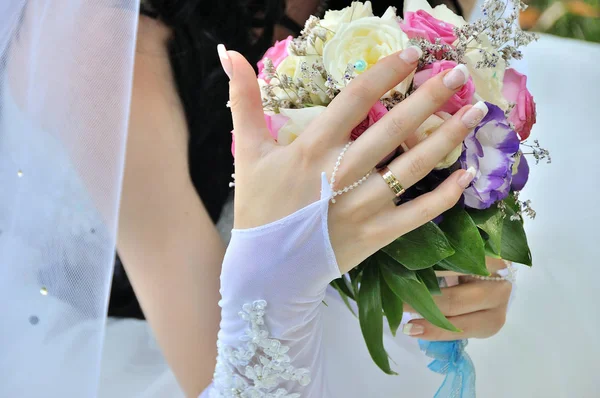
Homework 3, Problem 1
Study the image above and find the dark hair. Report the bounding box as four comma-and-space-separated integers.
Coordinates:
108, 0, 464, 319
326, 0, 462, 16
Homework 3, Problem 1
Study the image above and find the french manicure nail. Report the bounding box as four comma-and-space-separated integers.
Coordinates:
399, 46, 423, 64
402, 323, 424, 336
458, 166, 477, 188
443, 64, 469, 90
461, 101, 489, 128
217, 44, 233, 79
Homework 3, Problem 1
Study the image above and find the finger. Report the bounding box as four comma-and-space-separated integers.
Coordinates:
218, 45, 273, 156
403, 280, 513, 317
403, 309, 507, 340
344, 64, 471, 177
484, 257, 510, 273
309, 46, 422, 143
383, 101, 488, 199
354, 102, 487, 207
364, 166, 475, 245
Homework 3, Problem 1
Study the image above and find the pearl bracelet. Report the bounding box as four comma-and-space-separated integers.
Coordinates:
469, 262, 516, 283
330, 141, 371, 204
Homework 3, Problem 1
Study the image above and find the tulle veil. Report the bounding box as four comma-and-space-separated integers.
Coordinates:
0, 1, 139, 396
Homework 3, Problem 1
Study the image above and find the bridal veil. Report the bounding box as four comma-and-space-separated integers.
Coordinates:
0, 1, 138, 396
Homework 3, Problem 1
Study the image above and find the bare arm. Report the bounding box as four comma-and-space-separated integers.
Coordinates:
117, 17, 222, 397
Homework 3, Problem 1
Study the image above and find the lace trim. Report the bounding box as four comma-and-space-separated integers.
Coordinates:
211, 300, 311, 398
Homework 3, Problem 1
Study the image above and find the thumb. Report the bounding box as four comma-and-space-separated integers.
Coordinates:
217, 44, 271, 154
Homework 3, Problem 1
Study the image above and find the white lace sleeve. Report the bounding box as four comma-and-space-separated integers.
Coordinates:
201, 173, 341, 398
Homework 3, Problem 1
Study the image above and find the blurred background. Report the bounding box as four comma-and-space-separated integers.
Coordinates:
521, 0, 600, 42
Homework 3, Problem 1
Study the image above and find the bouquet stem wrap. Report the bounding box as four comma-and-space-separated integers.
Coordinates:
419, 339, 476, 398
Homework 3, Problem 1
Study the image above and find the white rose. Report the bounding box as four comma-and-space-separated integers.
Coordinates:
307, 2, 375, 55
274, 55, 329, 105
323, 7, 413, 95
464, 35, 509, 110
403, 0, 467, 27
404, 113, 461, 169
321, 1, 374, 32
277, 106, 327, 145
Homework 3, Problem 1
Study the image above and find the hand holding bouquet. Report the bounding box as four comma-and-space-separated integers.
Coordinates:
235, 0, 549, 377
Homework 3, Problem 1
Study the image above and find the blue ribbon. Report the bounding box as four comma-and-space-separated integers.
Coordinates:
419, 339, 476, 398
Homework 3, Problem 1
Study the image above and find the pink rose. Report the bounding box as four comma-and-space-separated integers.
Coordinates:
231, 113, 288, 157
257, 36, 293, 81
502, 68, 536, 141
413, 61, 475, 114
351, 101, 388, 140
400, 10, 457, 46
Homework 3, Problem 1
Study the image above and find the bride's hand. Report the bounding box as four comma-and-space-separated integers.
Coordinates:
403, 258, 513, 340
220, 46, 487, 274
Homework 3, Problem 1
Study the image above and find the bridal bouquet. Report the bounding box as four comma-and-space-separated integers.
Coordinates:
237, 0, 549, 375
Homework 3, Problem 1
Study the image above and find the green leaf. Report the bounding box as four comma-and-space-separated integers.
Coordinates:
500, 204, 533, 266
438, 208, 488, 276
381, 222, 455, 270
417, 268, 442, 295
358, 263, 396, 375
349, 266, 362, 299
469, 206, 504, 254
331, 276, 355, 300
380, 274, 404, 336
484, 240, 502, 259
378, 253, 459, 332
330, 279, 357, 317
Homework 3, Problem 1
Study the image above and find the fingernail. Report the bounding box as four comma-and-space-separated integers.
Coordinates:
402, 323, 424, 336
443, 64, 469, 90
458, 166, 477, 188
399, 46, 423, 64
461, 101, 488, 128
217, 44, 233, 79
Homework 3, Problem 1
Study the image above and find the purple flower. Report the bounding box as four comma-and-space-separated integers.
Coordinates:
461, 104, 520, 209
511, 154, 529, 191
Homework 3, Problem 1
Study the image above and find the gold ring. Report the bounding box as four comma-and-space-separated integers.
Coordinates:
379, 167, 405, 197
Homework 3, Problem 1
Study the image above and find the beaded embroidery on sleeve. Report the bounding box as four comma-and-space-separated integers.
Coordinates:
210, 300, 312, 398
